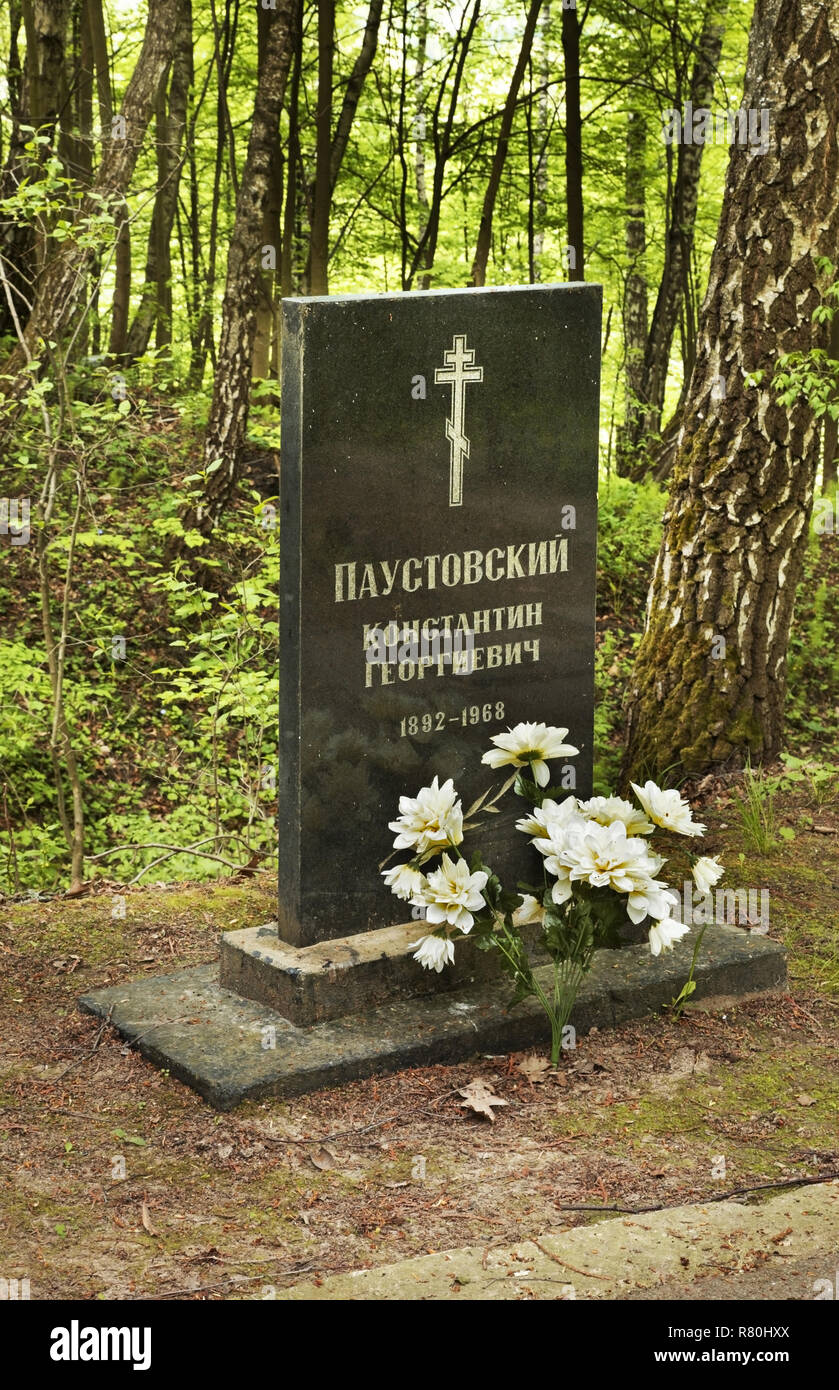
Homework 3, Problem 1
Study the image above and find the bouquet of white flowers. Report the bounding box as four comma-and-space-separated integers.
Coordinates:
382, 722, 724, 1063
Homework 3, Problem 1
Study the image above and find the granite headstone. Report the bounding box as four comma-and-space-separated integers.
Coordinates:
280, 283, 602, 946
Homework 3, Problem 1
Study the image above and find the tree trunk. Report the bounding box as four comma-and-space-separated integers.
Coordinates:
616, 109, 648, 473
330, 0, 383, 192
406, 0, 481, 290
194, 0, 297, 529
0, 0, 182, 403
531, 0, 550, 283
83, 0, 130, 361
823, 305, 839, 491
251, 1, 284, 379
471, 0, 542, 287
107, 207, 131, 359
25, 0, 70, 139
413, 0, 430, 259
622, 0, 839, 782
280, 1, 302, 298
124, 0, 192, 362
70, 0, 94, 359
561, 0, 583, 280
0, 4, 30, 342
307, 0, 334, 296
0, 0, 70, 338
620, 2, 726, 473
251, 146, 282, 379
85, 0, 112, 133
188, 0, 238, 387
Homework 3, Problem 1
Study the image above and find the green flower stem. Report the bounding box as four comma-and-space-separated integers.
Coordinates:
449, 793, 594, 1065
486, 906, 570, 1063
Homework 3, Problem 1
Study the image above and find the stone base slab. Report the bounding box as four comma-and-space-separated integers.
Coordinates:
78, 925, 786, 1110
218, 919, 524, 1025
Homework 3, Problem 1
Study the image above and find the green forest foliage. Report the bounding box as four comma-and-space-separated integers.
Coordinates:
1, 0, 837, 892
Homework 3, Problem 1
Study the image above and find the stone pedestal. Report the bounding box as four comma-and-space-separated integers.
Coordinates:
219, 920, 519, 1025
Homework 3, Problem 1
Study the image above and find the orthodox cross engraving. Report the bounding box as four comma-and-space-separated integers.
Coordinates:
434, 334, 484, 506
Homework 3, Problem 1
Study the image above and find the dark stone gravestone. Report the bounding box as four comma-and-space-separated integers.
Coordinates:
78, 281, 787, 1106
276, 283, 601, 947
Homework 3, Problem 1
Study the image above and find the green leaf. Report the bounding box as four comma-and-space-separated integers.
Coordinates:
112, 1129, 147, 1146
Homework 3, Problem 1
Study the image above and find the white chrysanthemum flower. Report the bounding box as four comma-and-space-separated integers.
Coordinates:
556, 820, 658, 894
648, 916, 690, 956
382, 862, 426, 902
411, 934, 456, 972
512, 893, 545, 927
625, 877, 681, 926
631, 781, 706, 837
578, 795, 654, 836
482, 722, 579, 788
692, 855, 724, 895
546, 866, 574, 906
388, 776, 463, 855
420, 852, 488, 932
532, 808, 591, 905
517, 796, 582, 840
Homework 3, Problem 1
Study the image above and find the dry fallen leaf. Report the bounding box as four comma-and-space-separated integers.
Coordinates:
140, 1199, 158, 1237
796, 1093, 816, 1107
309, 1144, 338, 1170
517, 1055, 551, 1084
770, 1227, 794, 1243
573, 1058, 596, 1075
457, 1080, 509, 1123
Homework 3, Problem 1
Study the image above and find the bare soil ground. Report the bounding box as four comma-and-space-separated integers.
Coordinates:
1, 778, 837, 1300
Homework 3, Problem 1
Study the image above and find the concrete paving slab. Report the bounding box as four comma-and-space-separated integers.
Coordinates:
276, 1181, 839, 1301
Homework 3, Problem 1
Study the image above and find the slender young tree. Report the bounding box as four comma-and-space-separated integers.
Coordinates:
617, 108, 648, 473
412, 0, 430, 285
329, 0, 383, 192
0, 0, 182, 403
530, 0, 551, 283
307, 0, 334, 295
622, 0, 839, 780
280, 0, 303, 299
187, 0, 239, 387
403, 0, 481, 290
619, 0, 727, 475
470, 0, 543, 287
125, 0, 192, 361
305, 0, 383, 297
195, 0, 297, 529
561, 0, 583, 279
0, 0, 71, 338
